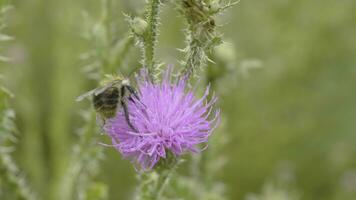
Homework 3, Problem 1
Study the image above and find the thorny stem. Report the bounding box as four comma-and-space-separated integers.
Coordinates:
0, 153, 36, 200
144, 0, 161, 82
136, 152, 179, 200
141, 169, 173, 200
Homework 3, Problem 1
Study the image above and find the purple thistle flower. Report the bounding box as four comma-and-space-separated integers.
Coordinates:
104, 68, 220, 170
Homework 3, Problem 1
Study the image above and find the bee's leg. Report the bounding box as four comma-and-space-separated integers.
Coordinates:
121, 99, 138, 132
124, 85, 146, 109
125, 85, 140, 101
120, 87, 138, 131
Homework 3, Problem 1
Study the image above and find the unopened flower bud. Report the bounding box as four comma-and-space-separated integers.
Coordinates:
131, 17, 148, 35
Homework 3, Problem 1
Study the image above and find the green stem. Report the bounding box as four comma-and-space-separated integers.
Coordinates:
153, 167, 174, 199
137, 168, 175, 200
144, 0, 161, 81
136, 153, 179, 200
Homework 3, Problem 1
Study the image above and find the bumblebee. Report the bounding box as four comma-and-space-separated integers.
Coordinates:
76, 74, 140, 131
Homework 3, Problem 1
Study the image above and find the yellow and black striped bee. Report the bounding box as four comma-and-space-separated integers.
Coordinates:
76, 74, 139, 131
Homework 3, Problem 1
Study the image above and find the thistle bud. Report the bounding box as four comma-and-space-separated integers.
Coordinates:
131, 17, 148, 36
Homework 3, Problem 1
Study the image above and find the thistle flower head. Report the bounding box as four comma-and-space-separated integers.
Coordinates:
104, 67, 220, 170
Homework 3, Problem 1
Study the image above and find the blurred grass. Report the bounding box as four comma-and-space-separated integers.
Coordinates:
0, 0, 355, 199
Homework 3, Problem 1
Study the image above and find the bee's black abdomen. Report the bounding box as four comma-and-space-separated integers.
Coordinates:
92, 87, 120, 118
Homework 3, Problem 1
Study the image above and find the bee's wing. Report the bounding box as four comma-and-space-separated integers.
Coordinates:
75, 89, 96, 102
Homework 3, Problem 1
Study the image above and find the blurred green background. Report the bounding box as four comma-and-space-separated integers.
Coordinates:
1, 0, 356, 199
